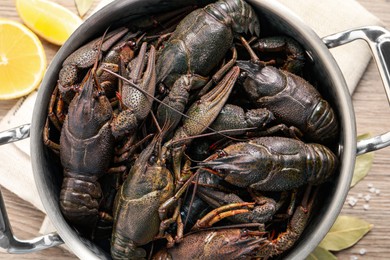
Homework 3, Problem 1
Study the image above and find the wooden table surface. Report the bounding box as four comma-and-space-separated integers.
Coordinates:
1, 0, 390, 259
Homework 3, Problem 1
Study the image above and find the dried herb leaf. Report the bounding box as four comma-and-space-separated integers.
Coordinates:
319, 215, 373, 251
351, 133, 374, 187
307, 246, 337, 260
74, 0, 94, 18
357, 133, 371, 141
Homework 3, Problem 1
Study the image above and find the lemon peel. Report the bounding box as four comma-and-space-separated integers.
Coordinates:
0, 19, 46, 100
16, 0, 83, 46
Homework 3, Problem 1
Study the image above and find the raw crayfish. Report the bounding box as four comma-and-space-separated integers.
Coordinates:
58, 68, 115, 232
42, 0, 341, 258
156, 0, 260, 90
237, 36, 339, 143
110, 131, 174, 259
199, 136, 338, 191
154, 186, 316, 259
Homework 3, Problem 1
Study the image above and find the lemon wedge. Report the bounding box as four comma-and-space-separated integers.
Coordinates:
16, 0, 83, 46
0, 19, 46, 100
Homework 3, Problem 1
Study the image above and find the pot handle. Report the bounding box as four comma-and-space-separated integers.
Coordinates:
0, 124, 64, 253
322, 26, 390, 155
0, 124, 31, 145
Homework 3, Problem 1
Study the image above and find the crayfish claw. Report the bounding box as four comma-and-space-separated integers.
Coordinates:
110, 42, 157, 138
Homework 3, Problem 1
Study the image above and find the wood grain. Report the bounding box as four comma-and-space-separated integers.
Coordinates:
1, 0, 390, 259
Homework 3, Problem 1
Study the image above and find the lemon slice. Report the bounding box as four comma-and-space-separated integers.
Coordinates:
0, 19, 46, 100
16, 0, 83, 46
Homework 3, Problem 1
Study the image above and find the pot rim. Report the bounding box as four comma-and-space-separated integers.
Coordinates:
30, 0, 356, 259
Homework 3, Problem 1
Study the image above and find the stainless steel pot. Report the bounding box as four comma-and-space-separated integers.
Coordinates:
1, 0, 390, 259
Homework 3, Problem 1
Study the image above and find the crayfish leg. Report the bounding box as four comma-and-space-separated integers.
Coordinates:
256, 186, 316, 257
252, 35, 305, 74
249, 124, 303, 140
157, 198, 184, 248
47, 85, 65, 132
158, 172, 198, 221
43, 118, 60, 155
198, 47, 237, 96
192, 202, 254, 230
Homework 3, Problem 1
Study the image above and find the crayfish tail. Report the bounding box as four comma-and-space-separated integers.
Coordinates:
206, 0, 260, 36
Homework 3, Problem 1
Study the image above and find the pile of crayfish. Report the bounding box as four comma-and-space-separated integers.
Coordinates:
44, 0, 340, 259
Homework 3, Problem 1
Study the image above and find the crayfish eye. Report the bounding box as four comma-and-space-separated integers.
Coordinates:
241, 229, 249, 237
149, 155, 157, 164
239, 71, 248, 81
216, 149, 228, 158
238, 71, 248, 85
158, 83, 167, 94
129, 41, 136, 48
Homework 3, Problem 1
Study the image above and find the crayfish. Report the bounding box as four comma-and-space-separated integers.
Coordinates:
58, 67, 115, 232
43, 0, 341, 258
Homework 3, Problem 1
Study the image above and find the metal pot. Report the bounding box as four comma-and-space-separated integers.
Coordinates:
1, 0, 390, 259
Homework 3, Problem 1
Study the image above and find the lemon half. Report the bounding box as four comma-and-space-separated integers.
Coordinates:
16, 0, 83, 46
0, 19, 46, 100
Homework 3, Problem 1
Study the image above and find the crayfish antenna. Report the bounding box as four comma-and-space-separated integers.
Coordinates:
92, 27, 111, 95
93, 26, 111, 71
168, 127, 256, 147
240, 36, 260, 64
102, 69, 252, 143
182, 170, 201, 230
150, 111, 162, 134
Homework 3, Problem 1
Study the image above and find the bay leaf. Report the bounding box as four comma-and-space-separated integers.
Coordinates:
319, 215, 373, 251
74, 0, 94, 18
306, 246, 337, 260
357, 133, 371, 141
351, 133, 374, 187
